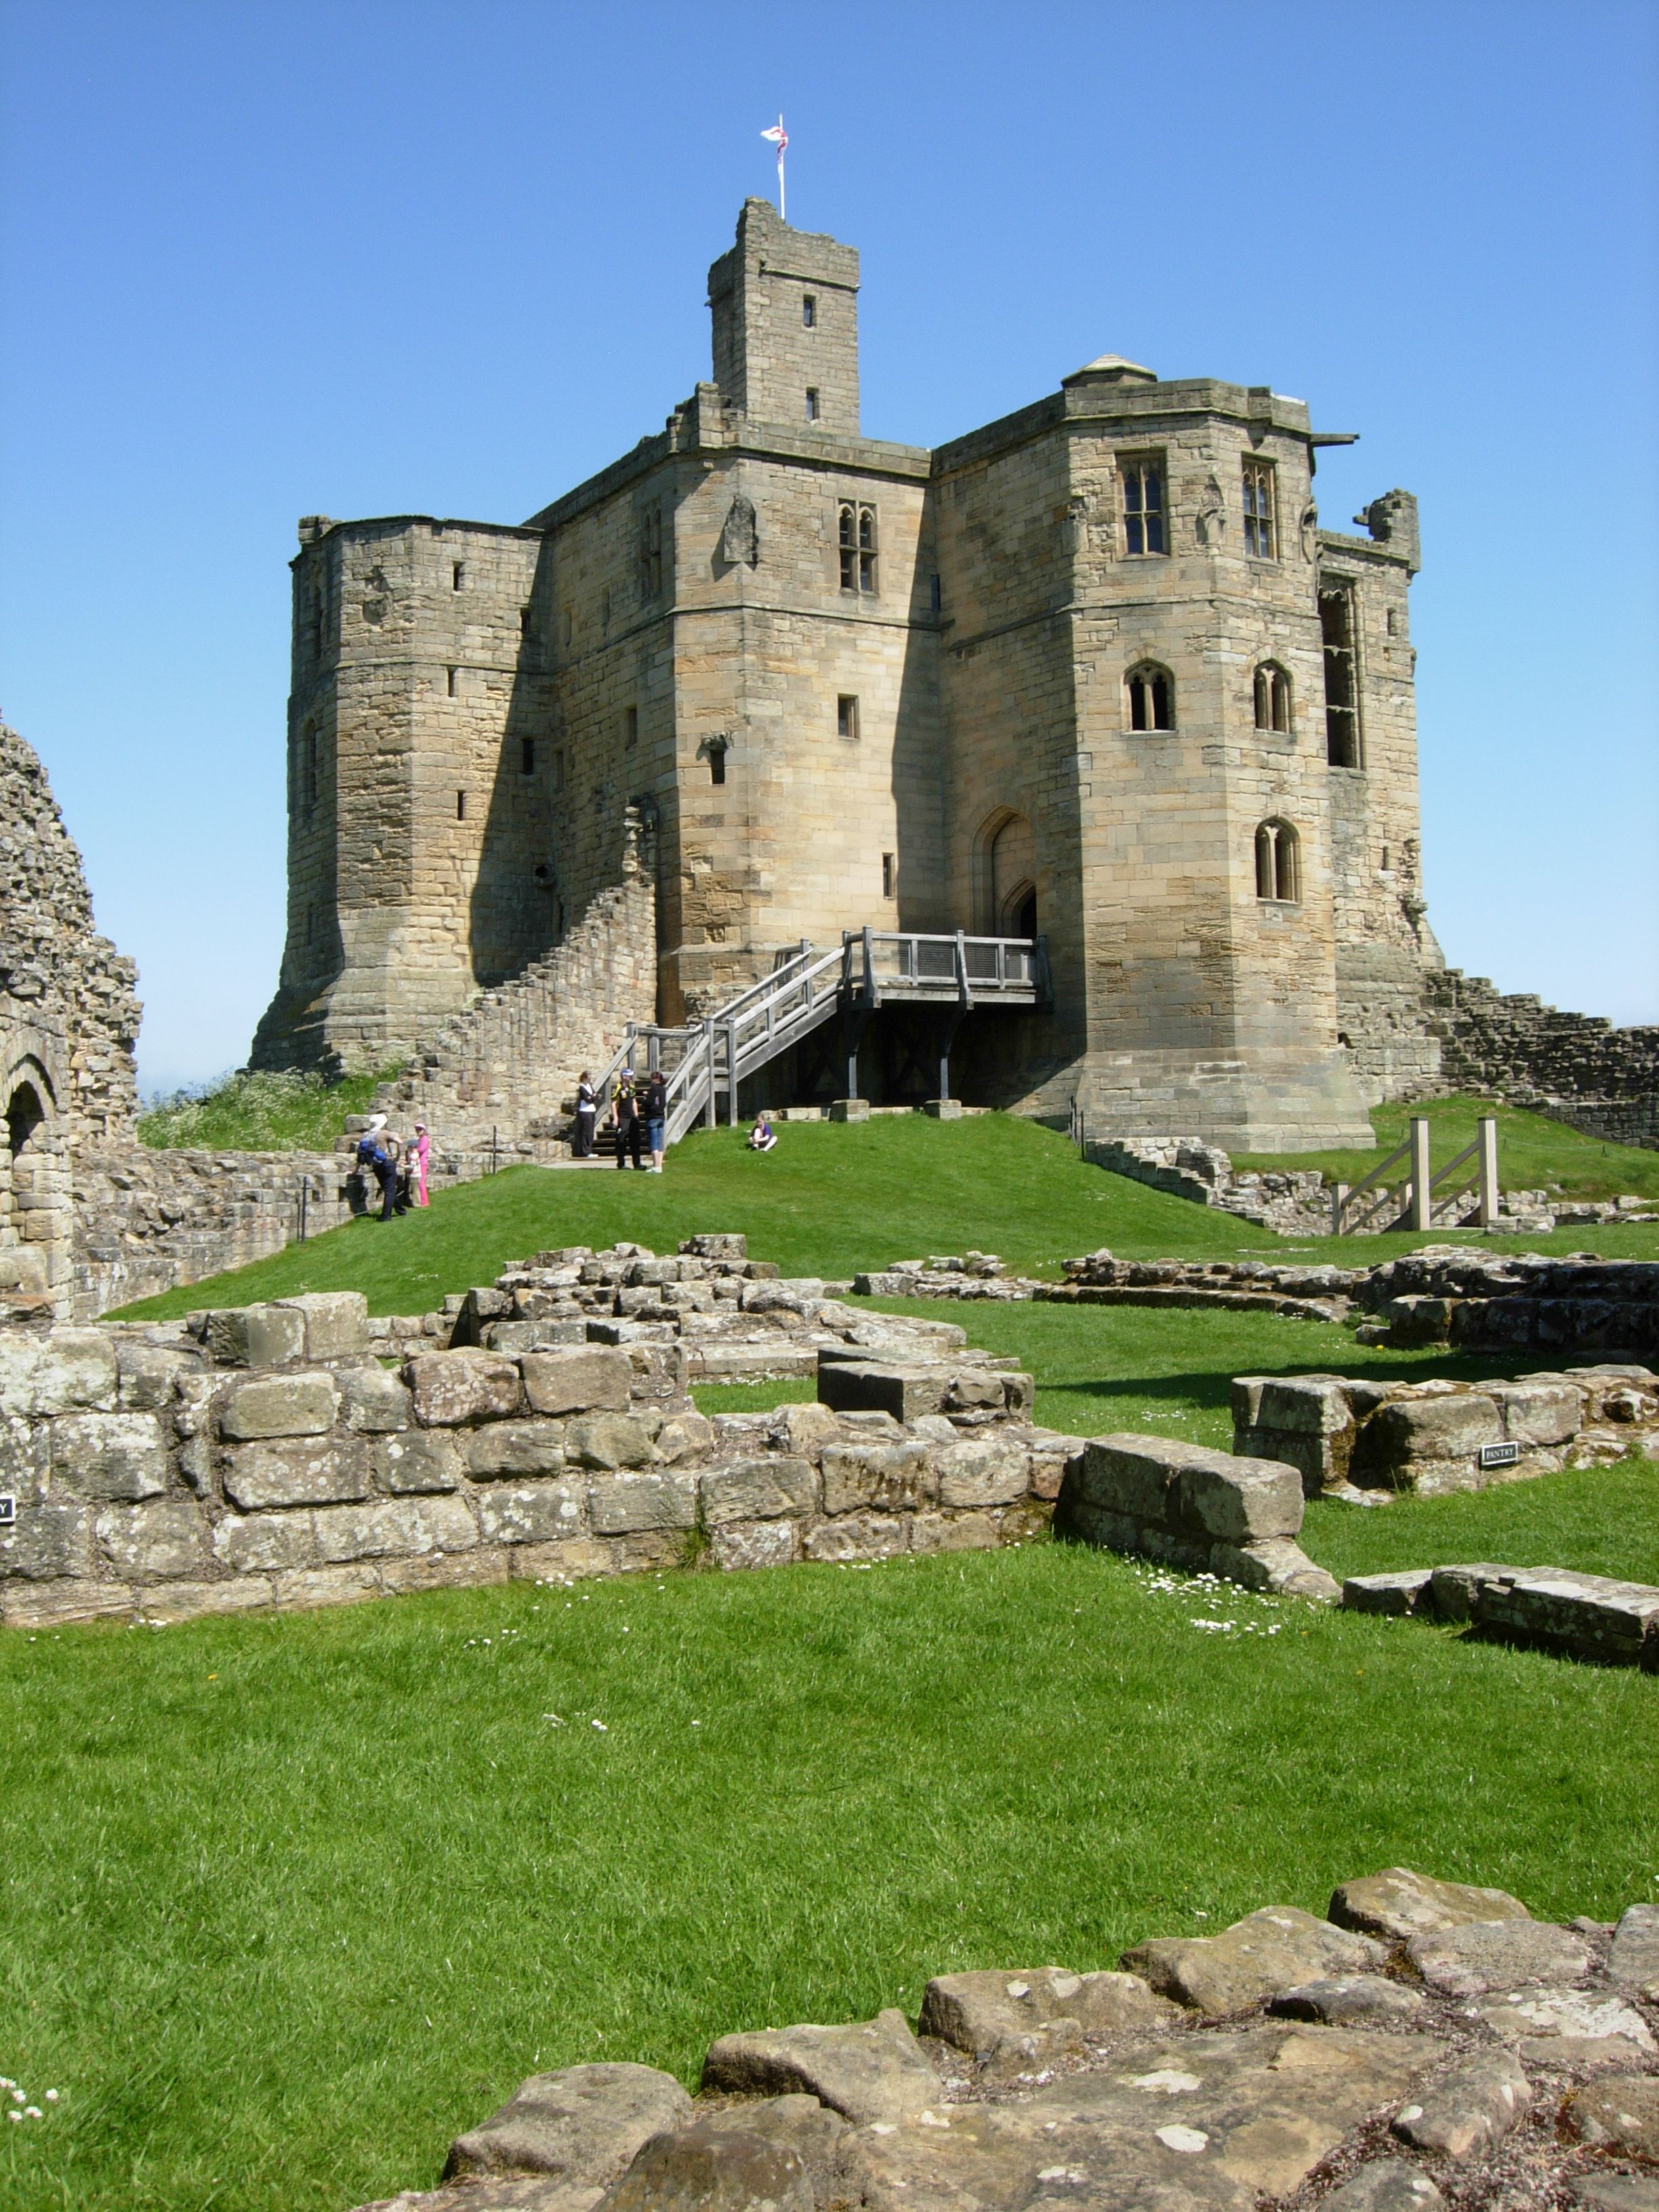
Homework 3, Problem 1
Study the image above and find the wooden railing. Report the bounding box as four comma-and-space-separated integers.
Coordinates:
1330, 1114, 1499, 1235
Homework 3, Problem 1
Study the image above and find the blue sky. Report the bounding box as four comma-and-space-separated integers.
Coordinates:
1, 0, 1655, 1094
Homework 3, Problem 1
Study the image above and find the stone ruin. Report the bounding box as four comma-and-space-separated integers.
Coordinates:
0, 720, 352, 1322
351, 1867, 1659, 2211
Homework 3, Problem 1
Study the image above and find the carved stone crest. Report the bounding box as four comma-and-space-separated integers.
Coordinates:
1299, 500, 1319, 562
1193, 475, 1225, 548
720, 494, 759, 568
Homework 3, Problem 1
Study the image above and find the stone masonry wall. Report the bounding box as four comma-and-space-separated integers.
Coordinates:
1426, 966, 1659, 1147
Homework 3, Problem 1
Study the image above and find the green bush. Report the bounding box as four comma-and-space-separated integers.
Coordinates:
137, 1067, 394, 1153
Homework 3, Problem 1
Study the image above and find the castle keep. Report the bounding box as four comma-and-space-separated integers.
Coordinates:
253, 199, 1441, 1149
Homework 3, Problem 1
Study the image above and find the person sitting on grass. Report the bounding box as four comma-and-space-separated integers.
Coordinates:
747, 1110, 777, 1153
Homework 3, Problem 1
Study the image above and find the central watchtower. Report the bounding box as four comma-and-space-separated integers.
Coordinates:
708, 198, 861, 433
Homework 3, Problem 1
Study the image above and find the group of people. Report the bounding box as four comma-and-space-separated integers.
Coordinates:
567, 1075, 779, 1167
353, 1115, 430, 1221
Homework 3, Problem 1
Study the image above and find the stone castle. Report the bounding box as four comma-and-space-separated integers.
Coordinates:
251, 198, 1443, 1151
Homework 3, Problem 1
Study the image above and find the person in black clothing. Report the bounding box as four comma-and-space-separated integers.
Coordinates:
356, 1115, 400, 1221
640, 1069, 668, 1172
610, 1070, 645, 1170
572, 1071, 598, 1159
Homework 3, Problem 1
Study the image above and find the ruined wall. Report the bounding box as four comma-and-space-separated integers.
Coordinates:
1425, 968, 1658, 1146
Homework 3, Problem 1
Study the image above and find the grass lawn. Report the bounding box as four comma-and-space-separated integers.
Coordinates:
3, 1533, 1656, 2212
1231, 1091, 1659, 1206
113, 1111, 1659, 1324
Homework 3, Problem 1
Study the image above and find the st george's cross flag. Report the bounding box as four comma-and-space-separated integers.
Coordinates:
760, 115, 787, 219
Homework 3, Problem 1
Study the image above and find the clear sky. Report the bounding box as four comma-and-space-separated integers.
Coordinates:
2, 0, 1655, 1095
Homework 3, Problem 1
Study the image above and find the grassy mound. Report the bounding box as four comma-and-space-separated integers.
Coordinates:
112, 1111, 1659, 1324
138, 1067, 396, 1153
1231, 1092, 1659, 1206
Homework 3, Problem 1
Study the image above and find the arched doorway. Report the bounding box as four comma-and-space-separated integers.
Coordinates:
0, 1069, 64, 1302
990, 813, 1036, 937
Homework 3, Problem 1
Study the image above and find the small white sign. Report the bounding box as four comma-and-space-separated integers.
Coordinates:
0, 1494, 14, 1526
1477, 1441, 1521, 1469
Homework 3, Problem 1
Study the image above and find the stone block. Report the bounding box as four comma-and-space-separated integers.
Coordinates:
933, 1436, 1030, 1509
0, 1496, 91, 1580
131, 1576, 275, 1623
405, 1350, 522, 1427
1, 1576, 130, 1627
1070, 1435, 1183, 1525
0, 1329, 118, 1416
1566, 2073, 1659, 2156
117, 1343, 194, 1411
710, 1518, 798, 1571
909, 1509, 1001, 1553
94, 1500, 208, 1581
1473, 1568, 1659, 1666
484, 1319, 588, 1353
520, 1346, 632, 1414
49, 1410, 169, 1500
464, 1420, 567, 1479
802, 1513, 907, 1562
213, 1510, 318, 1574
816, 1359, 948, 1424
1391, 2049, 1530, 2159
681, 1233, 746, 1259
1427, 1562, 1513, 1622
510, 1537, 616, 1582
1609, 1902, 1659, 1986
700, 1456, 817, 1524
218, 1372, 339, 1441
272, 1291, 369, 1359
1211, 1538, 1340, 1600
653, 1412, 714, 1462
1266, 1975, 1428, 2026
272, 1565, 381, 1610
567, 1414, 661, 1471
701, 2009, 936, 2125
624, 1340, 690, 1406
1256, 1376, 1354, 1435
821, 1440, 935, 1515
374, 1432, 462, 1494
475, 1479, 589, 1546
337, 1364, 413, 1434
1176, 1453, 1303, 1542
1342, 1570, 1435, 1616
1120, 1906, 1385, 2013
1483, 1380, 1584, 1446
828, 1099, 869, 1122
223, 1439, 369, 1510
1406, 1917, 1590, 1996
1322, 2163, 1446, 2211
588, 1470, 696, 1536
943, 1370, 1006, 1412
1359, 1393, 1503, 1477
207, 1305, 307, 1368
376, 1549, 511, 1597
313, 1494, 477, 1563
444, 2062, 691, 2188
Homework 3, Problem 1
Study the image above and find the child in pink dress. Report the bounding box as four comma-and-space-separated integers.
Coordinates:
411, 1124, 430, 1206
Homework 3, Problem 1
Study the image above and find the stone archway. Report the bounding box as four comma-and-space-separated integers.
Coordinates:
975, 810, 1037, 937
0, 1063, 68, 1303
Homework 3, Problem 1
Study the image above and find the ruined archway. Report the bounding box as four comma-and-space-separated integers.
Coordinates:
0, 1063, 67, 1301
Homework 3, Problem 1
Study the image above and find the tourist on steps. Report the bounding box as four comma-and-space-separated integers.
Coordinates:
610, 1069, 645, 1170
747, 1111, 777, 1153
572, 1073, 598, 1159
642, 1069, 668, 1172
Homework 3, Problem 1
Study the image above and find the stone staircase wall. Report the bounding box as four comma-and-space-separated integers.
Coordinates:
364, 867, 657, 1179
1426, 967, 1659, 1148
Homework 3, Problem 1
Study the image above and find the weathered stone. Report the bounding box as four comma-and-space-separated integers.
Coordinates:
1267, 1975, 1428, 2026
699, 1456, 817, 1525
1361, 1393, 1504, 1478
213, 1510, 318, 1574
444, 2062, 693, 2185
710, 1518, 798, 1571
49, 1410, 167, 1500
1483, 1378, 1584, 1445
933, 1437, 1029, 1509
475, 1480, 588, 1546
218, 1372, 339, 1441
1329, 1866, 1534, 1943
1406, 1918, 1590, 1996
567, 1416, 662, 1472
816, 1361, 951, 1425
1610, 1902, 1659, 1986
920, 1967, 1174, 2057
1212, 1537, 1339, 1600
701, 2008, 938, 2125
909, 1509, 1001, 1553
1322, 2163, 1446, 2212
0, 1496, 90, 1579
597, 2127, 813, 2210
520, 1347, 632, 1416
1521, 2034, 1653, 2072
588, 1470, 695, 1535
206, 1303, 307, 1368
1341, 1571, 1434, 1616
802, 1513, 907, 1563
1568, 2177, 1659, 2212
653, 1412, 713, 1463
94, 1500, 207, 1580
1391, 2049, 1531, 2158
272, 1291, 370, 1359
313, 1495, 476, 1563
375, 1433, 462, 1494
1477, 1989, 1652, 2047
1427, 1562, 1513, 1622
339, 1365, 413, 1434
223, 1439, 369, 1510
116, 1343, 194, 1411
405, 1351, 523, 1428
844, 2022, 1442, 2207
0, 1330, 117, 1416
1475, 1568, 1659, 1666
1121, 1906, 1385, 2013
820, 1440, 935, 1515
1567, 2074, 1659, 2155
465, 1420, 568, 1479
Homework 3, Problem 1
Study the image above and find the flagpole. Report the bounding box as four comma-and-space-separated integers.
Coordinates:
760, 114, 787, 222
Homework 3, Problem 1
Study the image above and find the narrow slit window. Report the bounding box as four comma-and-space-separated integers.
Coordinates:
930, 573, 941, 615
708, 739, 727, 786
520, 737, 535, 776
1253, 662, 1291, 733
625, 705, 638, 750
1242, 460, 1277, 558
1320, 583, 1362, 766
1120, 459, 1166, 556
882, 853, 895, 899
837, 695, 859, 741
300, 721, 319, 817
452, 562, 466, 591
805, 387, 820, 421
456, 790, 467, 822
1126, 662, 1174, 733
802, 293, 816, 328
638, 503, 663, 599
520, 607, 532, 638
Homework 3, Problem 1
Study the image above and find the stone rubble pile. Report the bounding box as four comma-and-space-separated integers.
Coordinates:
352, 1868, 1659, 2212
1355, 1248, 1659, 1358
1049, 1248, 1361, 1319
1085, 1132, 1334, 1234
1344, 1562, 1659, 1670
1233, 1364, 1659, 1500
853, 1253, 1046, 1301
0, 1241, 1080, 1631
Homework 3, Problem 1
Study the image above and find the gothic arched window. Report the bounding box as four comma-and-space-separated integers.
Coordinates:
1254, 819, 1301, 904
1126, 661, 1174, 733
1254, 662, 1292, 734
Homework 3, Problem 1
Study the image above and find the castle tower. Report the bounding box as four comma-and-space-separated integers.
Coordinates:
708, 198, 860, 433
